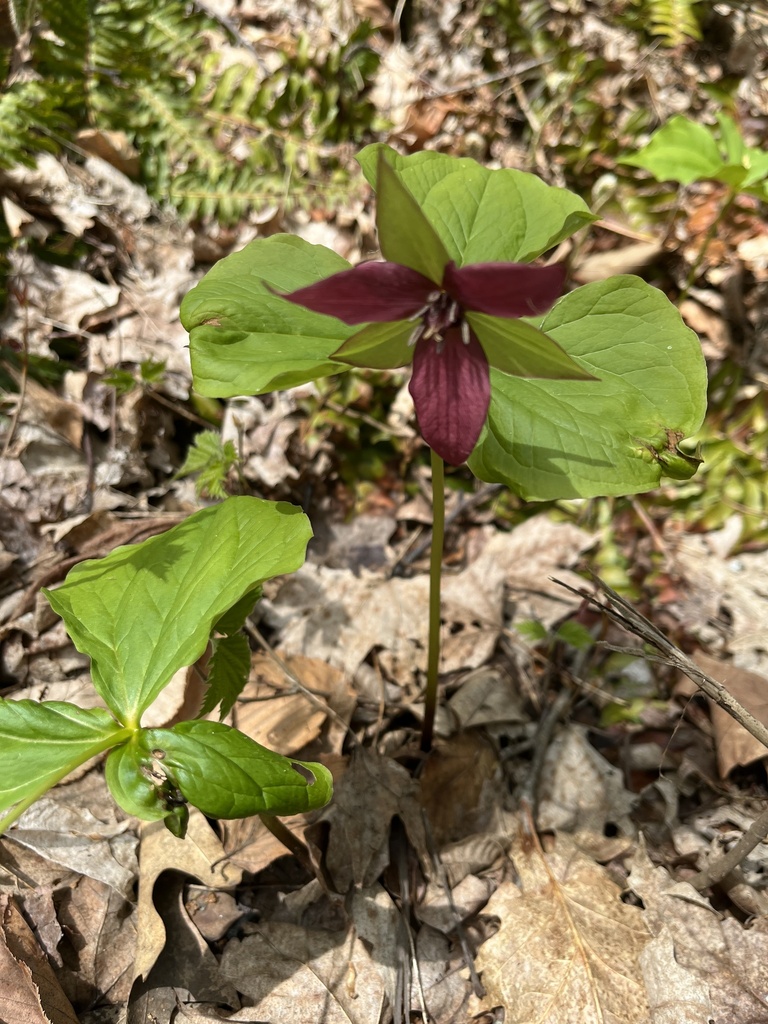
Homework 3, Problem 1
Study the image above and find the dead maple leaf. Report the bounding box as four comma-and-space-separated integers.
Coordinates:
475, 826, 650, 1023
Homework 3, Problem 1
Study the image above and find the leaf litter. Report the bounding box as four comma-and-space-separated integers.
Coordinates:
1, 0, 768, 1021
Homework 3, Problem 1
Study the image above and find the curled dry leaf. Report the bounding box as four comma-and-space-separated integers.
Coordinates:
628, 844, 768, 1023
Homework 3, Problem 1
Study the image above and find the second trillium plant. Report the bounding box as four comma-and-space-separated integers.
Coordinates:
183, 145, 707, 748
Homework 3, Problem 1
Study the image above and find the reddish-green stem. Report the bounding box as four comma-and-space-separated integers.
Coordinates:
421, 448, 445, 751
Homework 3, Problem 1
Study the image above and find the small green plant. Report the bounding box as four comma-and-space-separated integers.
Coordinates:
0, 497, 332, 839
182, 146, 708, 749
622, 112, 768, 292
175, 429, 239, 499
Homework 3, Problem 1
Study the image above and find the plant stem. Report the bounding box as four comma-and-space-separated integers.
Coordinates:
421, 448, 445, 752
678, 188, 736, 305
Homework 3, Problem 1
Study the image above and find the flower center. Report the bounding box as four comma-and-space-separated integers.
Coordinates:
408, 290, 470, 352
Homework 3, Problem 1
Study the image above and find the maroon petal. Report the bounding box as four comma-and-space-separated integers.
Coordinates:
443, 260, 566, 318
409, 327, 490, 466
275, 261, 435, 324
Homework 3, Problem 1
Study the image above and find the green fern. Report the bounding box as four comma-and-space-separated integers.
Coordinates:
0, 0, 379, 224
642, 0, 703, 45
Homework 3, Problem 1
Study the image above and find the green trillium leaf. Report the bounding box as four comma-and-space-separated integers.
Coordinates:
44, 497, 312, 727
468, 276, 707, 500
181, 235, 354, 398
375, 153, 451, 282
467, 311, 597, 380
359, 144, 596, 265
331, 320, 414, 368
110, 721, 333, 822
0, 700, 129, 835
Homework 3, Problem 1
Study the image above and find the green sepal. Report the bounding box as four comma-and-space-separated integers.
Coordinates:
468, 311, 597, 380
374, 152, 450, 282
331, 320, 414, 368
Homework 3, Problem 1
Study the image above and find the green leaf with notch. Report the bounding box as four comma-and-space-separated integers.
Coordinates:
468, 276, 707, 499
44, 497, 311, 727
108, 722, 333, 822
0, 700, 129, 835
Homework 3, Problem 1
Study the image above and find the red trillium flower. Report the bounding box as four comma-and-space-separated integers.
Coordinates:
274, 156, 594, 466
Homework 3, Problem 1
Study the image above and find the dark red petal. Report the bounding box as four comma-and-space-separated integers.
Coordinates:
274, 262, 435, 324
443, 260, 566, 318
409, 327, 490, 466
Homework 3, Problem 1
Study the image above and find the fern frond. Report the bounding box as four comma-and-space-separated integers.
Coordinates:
647, 0, 702, 45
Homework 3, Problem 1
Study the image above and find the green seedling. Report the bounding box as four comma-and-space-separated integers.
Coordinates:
0, 497, 332, 839
622, 112, 768, 293
183, 145, 707, 750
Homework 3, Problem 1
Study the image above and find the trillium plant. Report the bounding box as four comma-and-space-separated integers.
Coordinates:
0, 499, 332, 838
0, 146, 707, 840
183, 144, 707, 750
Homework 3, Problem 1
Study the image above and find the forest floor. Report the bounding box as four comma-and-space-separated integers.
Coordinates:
1, 1, 768, 1021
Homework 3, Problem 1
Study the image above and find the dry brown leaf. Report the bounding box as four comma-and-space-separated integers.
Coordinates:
638, 928, 711, 1024
671, 533, 768, 676
321, 747, 429, 892
692, 652, 768, 775
629, 844, 768, 1022
131, 870, 239, 1013
447, 666, 528, 730
475, 828, 650, 1023
52, 875, 136, 1007
9, 799, 138, 899
220, 921, 389, 1024
238, 651, 354, 753
420, 730, 501, 846
537, 726, 636, 860
134, 809, 240, 984
0, 894, 79, 1024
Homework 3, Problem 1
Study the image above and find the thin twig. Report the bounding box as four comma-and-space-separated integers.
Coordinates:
515, 687, 573, 817
555, 573, 768, 752
555, 572, 768, 891
688, 805, 768, 892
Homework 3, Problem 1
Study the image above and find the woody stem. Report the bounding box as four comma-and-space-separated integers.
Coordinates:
421, 448, 445, 752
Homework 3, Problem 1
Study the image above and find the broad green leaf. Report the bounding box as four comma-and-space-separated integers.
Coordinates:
375, 153, 450, 282
0, 700, 128, 835
200, 633, 252, 720
467, 311, 597, 380
359, 144, 596, 264
468, 276, 707, 500
117, 721, 333, 820
621, 116, 723, 184
182, 235, 354, 398
44, 497, 312, 727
